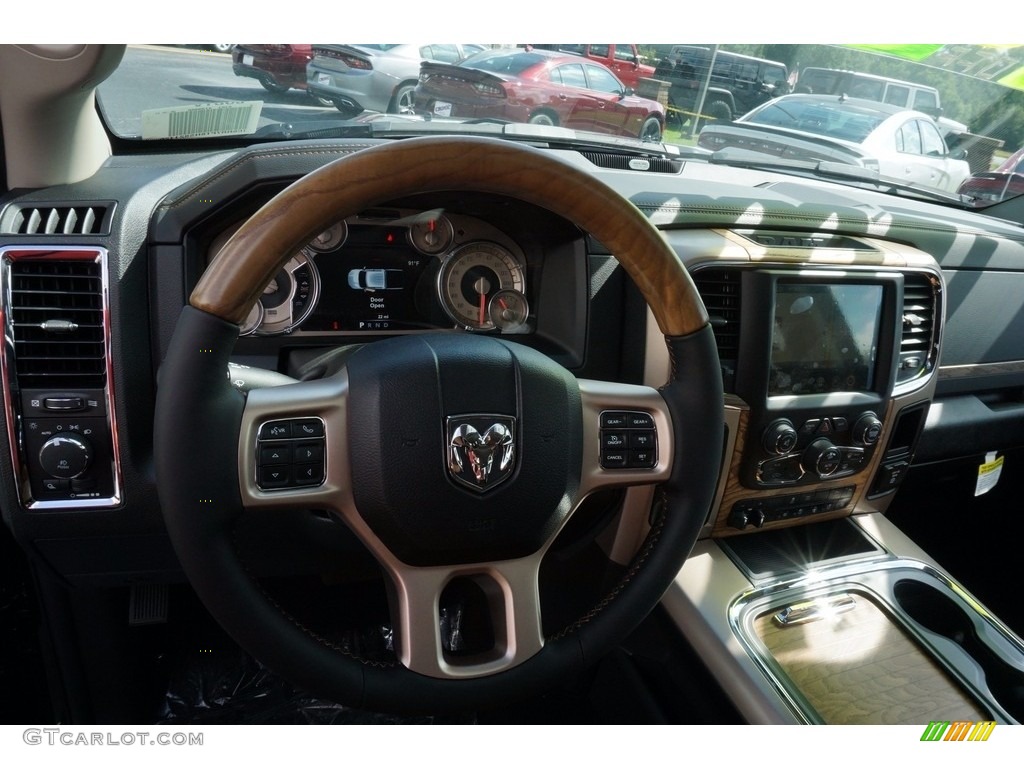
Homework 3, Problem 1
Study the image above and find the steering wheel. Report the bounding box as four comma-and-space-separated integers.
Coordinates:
154, 136, 722, 714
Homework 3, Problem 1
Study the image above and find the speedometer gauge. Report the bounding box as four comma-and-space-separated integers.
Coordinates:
437, 242, 525, 330
251, 249, 321, 335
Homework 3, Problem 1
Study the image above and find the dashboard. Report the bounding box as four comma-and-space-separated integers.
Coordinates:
3, 134, 1024, 576
6, 130, 1024, 729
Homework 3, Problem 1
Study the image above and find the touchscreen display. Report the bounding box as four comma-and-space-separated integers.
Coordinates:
769, 283, 883, 396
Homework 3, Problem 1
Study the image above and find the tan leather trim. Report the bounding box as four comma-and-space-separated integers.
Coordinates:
190, 135, 708, 336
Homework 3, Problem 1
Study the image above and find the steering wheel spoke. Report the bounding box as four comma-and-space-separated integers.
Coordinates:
576, 378, 674, 499
384, 556, 544, 679
237, 371, 352, 512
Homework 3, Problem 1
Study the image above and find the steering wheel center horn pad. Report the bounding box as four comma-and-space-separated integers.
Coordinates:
154, 135, 723, 713
346, 334, 581, 567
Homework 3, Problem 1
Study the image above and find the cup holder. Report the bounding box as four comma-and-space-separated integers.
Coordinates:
894, 578, 1024, 721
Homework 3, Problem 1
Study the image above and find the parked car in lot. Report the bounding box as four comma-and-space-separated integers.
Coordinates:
958, 146, 1024, 202
530, 44, 656, 90
698, 93, 971, 194
414, 48, 665, 141
232, 44, 331, 105
6, 40, 1024, 748
654, 45, 789, 127
307, 43, 486, 117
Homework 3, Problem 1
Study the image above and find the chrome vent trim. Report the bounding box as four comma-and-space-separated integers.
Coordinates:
1, 203, 113, 235
1, 246, 122, 509
897, 271, 941, 386
9, 259, 106, 388
692, 267, 742, 392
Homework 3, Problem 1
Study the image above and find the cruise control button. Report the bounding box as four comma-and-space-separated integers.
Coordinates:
629, 431, 655, 449
629, 449, 656, 468
601, 432, 628, 449
601, 451, 628, 468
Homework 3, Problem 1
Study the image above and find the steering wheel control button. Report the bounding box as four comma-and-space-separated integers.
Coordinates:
258, 466, 290, 488
259, 422, 292, 439
256, 417, 326, 491
260, 445, 291, 464
294, 419, 325, 438
627, 413, 654, 429
600, 413, 629, 429
293, 463, 325, 486
599, 410, 658, 470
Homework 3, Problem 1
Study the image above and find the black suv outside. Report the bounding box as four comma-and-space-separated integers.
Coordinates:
653, 45, 790, 128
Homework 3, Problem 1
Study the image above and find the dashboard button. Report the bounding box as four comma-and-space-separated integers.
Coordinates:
629, 431, 655, 449
629, 449, 656, 468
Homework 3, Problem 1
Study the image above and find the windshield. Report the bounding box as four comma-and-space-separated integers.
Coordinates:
96, 43, 1024, 208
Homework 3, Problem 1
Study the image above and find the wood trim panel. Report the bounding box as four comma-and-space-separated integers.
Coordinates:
754, 593, 990, 724
709, 401, 895, 537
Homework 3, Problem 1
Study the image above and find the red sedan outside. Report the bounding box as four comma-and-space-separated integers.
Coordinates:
232, 44, 331, 105
413, 48, 665, 141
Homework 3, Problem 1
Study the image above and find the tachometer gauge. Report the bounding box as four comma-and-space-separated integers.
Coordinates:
308, 221, 348, 253
409, 212, 454, 255
438, 242, 525, 330
252, 249, 321, 335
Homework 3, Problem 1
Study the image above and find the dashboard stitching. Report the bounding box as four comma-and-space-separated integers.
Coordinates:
161, 144, 377, 211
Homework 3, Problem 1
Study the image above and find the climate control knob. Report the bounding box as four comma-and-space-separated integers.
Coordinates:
762, 419, 798, 455
802, 438, 842, 478
39, 434, 93, 479
853, 413, 884, 446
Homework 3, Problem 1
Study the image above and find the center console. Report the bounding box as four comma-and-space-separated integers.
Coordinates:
688, 247, 942, 536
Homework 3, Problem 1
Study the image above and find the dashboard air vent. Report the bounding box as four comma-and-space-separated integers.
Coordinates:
579, 152, 684, 174
8, 259, 106, 388
898, 273, 938, 384
692, 268, 742, 392
2, 203, 112, 235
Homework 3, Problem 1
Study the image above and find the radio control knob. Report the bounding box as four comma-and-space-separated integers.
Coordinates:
762, 419, 798, 455
853, 413, 883, 446
39, 434, 93, 479
803, 438, 842, 478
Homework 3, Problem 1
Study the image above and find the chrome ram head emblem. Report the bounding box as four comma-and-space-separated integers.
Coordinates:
446, 416, 516, 492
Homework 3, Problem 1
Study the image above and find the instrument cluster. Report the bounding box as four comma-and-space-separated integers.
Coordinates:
208, 208, 533, 337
